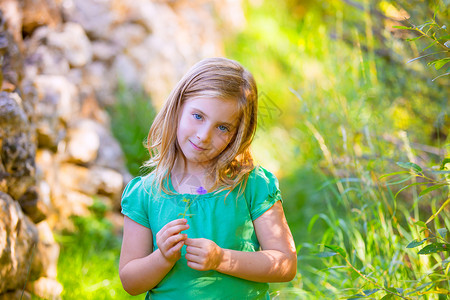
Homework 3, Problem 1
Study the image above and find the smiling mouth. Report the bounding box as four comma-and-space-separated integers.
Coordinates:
189, 140, 207, 151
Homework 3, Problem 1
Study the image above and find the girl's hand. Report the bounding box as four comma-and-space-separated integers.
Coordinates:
185, 238, 224, 271
156, 219, 189, 263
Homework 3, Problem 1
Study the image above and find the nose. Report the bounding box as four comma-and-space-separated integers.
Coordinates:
196, 124, 212, 143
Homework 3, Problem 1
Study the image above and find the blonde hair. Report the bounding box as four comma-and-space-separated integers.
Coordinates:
144, 57, 258, 194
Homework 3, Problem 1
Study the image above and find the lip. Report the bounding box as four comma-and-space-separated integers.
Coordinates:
189, 140, 207, 151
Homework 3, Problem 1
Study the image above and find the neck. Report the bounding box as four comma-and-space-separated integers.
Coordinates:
171, 156, 213, 192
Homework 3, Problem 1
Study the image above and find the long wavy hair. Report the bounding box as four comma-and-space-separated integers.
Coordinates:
144, 57, 258, 194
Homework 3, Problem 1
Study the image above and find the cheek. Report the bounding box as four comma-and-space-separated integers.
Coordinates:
177, 115, 192, 137
213, 134, 233, 152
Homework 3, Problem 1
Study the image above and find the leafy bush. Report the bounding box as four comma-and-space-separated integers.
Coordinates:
107, 81, 156, 176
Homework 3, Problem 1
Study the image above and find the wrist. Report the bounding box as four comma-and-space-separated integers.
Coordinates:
155, 248, 177, 267
215, 248, 230, 273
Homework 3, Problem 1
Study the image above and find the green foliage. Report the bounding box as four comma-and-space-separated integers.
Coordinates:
224, 1, 449, 299
108, 81, 156, 176
55, 200, 135, 299
395, 13, 450, 81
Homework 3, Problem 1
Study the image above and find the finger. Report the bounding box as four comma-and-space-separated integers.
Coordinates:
187, 261, 204, 271
163, 233, 187, 249
185, 245, 203, 256
164, 241, 184, 260
185, 238, 203, 247
185, 253, 202, 263
158, 224, 189, 242
160, 219, 188, 234
165, 224, 190, 236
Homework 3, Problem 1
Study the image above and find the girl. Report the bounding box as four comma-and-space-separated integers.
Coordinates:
119, 57, 297, 299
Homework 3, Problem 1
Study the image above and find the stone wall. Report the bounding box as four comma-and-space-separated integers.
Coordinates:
0, 0, 244, 298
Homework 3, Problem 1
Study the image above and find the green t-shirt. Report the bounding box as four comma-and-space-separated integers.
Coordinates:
121, 166, 282, 300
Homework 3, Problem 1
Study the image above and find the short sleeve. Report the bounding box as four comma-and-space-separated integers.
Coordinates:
121, 176, 151, 228
245, 166, 282, 220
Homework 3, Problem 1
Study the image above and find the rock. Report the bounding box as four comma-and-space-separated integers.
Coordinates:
0, 0, 24, 47
0, 92, 36, 200
62, 0, 116, 40
33, 75, 79, 148
66, 121, 100, 164
73, 119, 129, 175
0, 16, 23, 92
91, 40, 119, 62
0, 290, 31, 300
112, 53, 140, 88
90, 166, 124, 196
34, 75, 80, 124
18, 186, 48, 223
0, 192, 39, 294
61, 189, 94, 216
46, 22, 92, 68
65, 118, 129, 168
26, 277, 62, 300
0, 91, 28, 134
33, 221, 59, 279
110, 22, 148, 50
59, 163, 123, 197
0, 160, 7, 193
25, 44, 71, 77
21, 0, 62, 36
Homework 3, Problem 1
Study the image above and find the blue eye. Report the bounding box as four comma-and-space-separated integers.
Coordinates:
193, 113, 202, 120
218, 125, 229, 132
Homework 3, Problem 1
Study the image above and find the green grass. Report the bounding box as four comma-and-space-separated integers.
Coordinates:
56, 203, 135, 299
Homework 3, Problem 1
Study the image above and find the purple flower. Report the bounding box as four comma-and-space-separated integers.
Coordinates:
196, 186, 207, 195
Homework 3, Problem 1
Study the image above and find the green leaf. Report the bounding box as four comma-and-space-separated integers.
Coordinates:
394, 182, 435, 198
362, 289, 380, 296
407, 282, 434, 295
415, 221, 427, 228
418, 243, 450, 254
406, 51, 449, 64
385, 175, 414, 186
407, 239, 426, 248
379, 171, 410, 180
432, 72, 450, 81
423, 41, 438, 51
396, 162, 422, 173
440, 158, 450, 170
426, 199, 450, 224
393, 25, 412, 30
347, 289, 380, 299
428, 57, 450, 70
442, 258, 450, 268
430, 170, 450, 174
406, 36, 424, 42
316, 251, 338, 258
419, 184, 448, 197
437, 34, 450, 41
437, 228, 448, 239
324, 245, 347, 258
381, 294, 394, 300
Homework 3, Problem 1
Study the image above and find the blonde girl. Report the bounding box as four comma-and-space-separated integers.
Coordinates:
119, 57, 297, 299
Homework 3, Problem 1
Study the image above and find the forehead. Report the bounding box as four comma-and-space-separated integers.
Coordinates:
183, 97, 241, 124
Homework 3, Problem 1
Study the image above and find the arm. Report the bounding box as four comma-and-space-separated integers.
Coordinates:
184, 200, 297, 282
119, 217, 189, 295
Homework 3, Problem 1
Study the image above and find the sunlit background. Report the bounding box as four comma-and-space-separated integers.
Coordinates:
0, 0, 448, 299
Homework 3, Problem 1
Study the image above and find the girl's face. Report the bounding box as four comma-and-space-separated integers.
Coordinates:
176, 97, 240, 171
